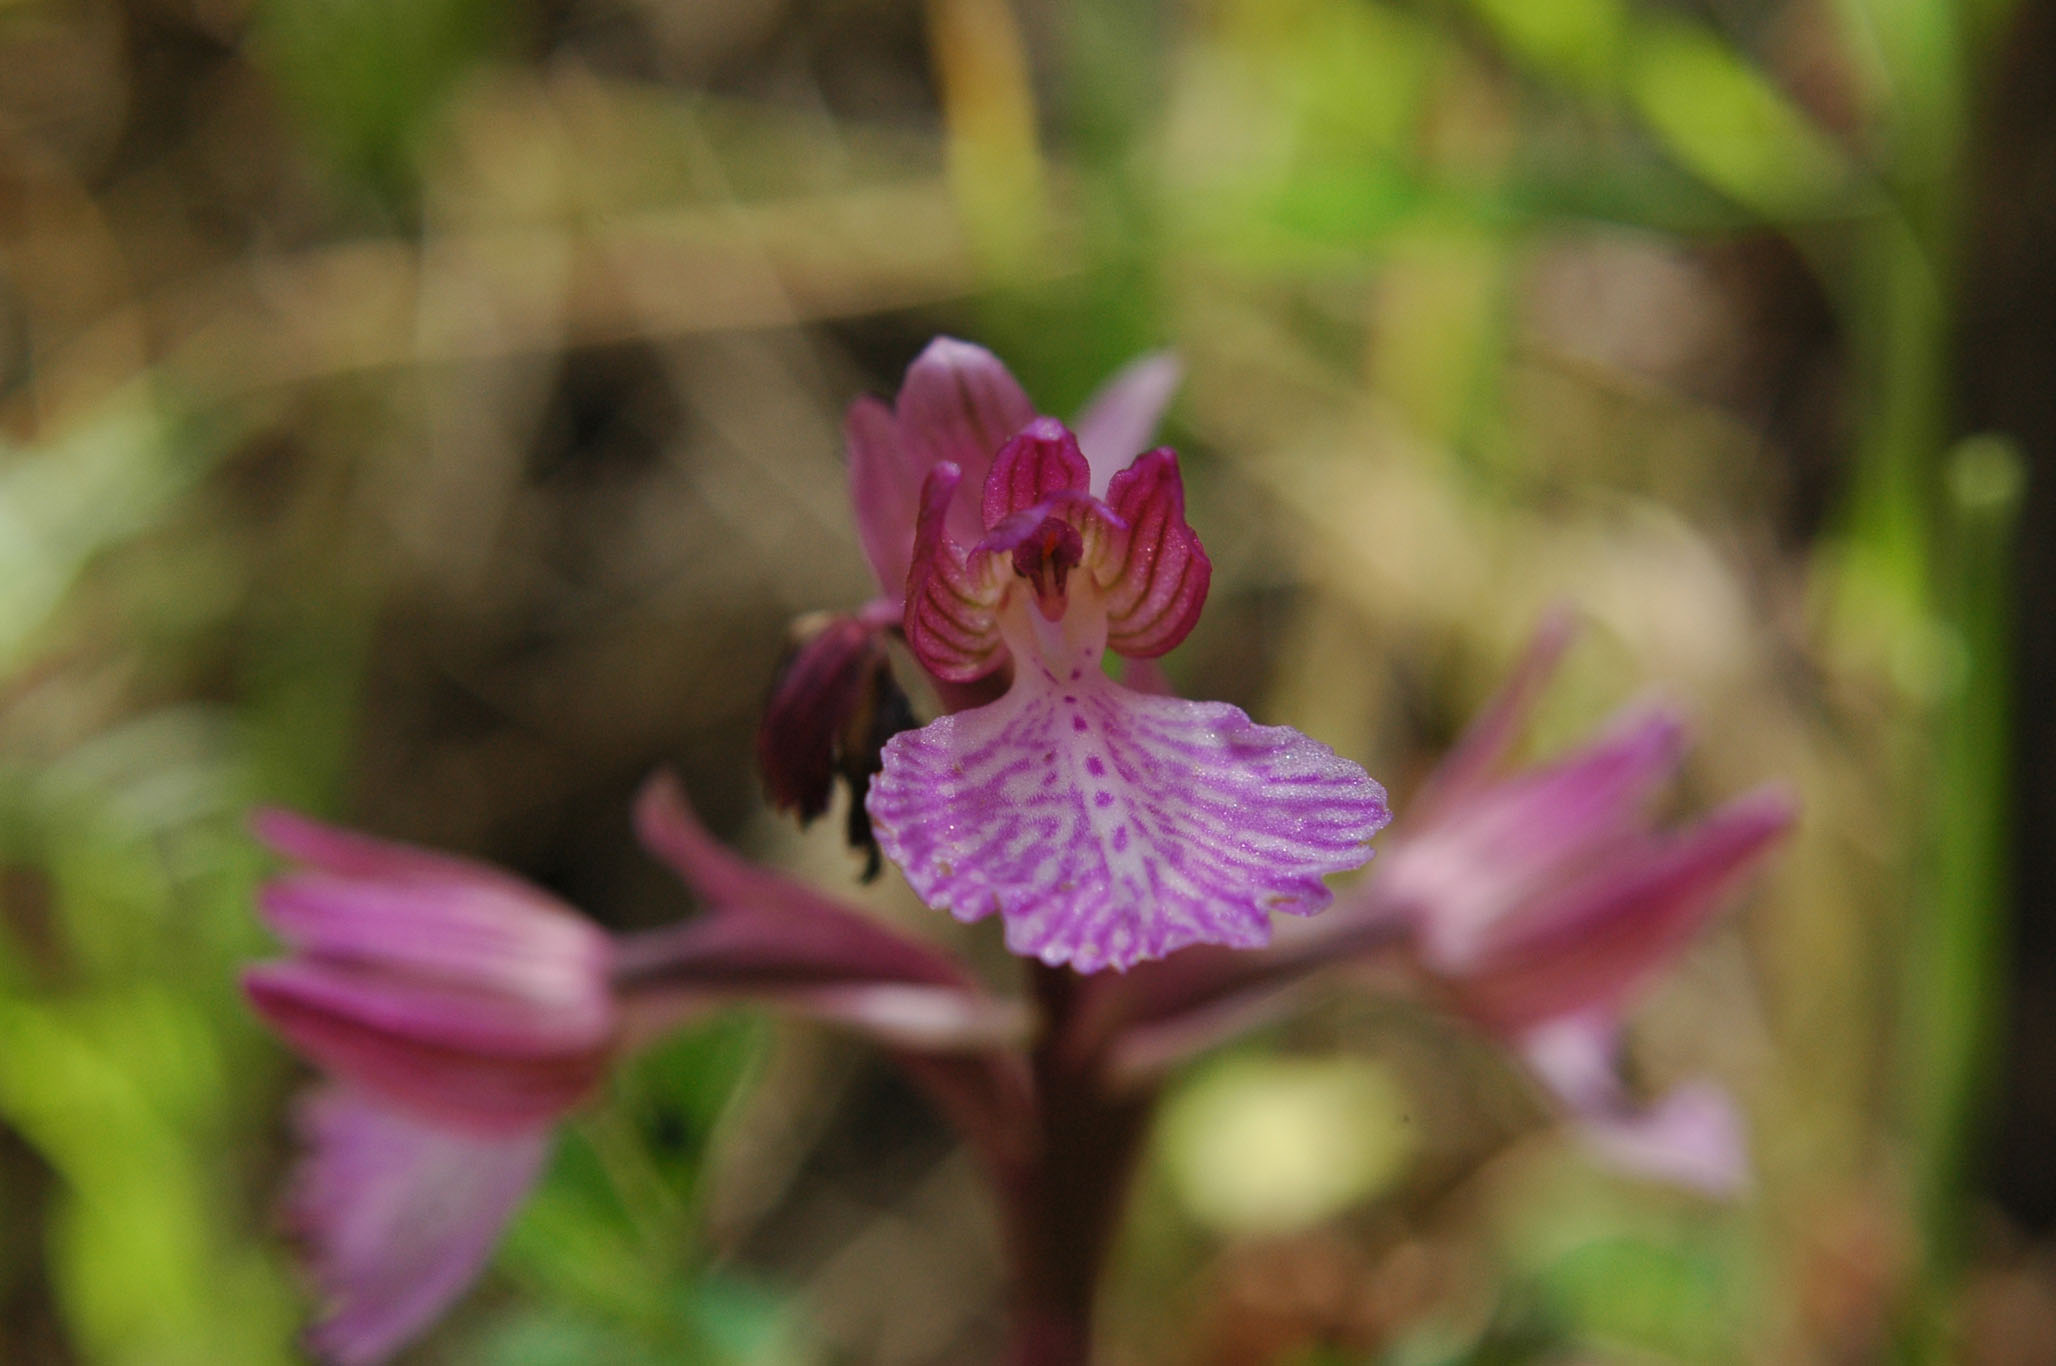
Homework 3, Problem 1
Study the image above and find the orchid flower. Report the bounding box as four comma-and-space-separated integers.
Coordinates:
1366, 614, 1794, 1191
769, 338, 1390, 973
245, 789, 1024, 1364
760, 343, 1188, 851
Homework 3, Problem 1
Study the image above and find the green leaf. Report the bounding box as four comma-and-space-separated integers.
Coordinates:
1627, 17, 1859, 221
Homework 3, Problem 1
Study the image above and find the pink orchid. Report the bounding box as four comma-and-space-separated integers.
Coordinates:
1367, 614, 1794, 1190
822, 342, 1392, 973
246, 790, 1024, 1363
759, 343, 1186, 847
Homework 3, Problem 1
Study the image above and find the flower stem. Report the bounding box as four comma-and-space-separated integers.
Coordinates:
1000, 964, 1153, 1366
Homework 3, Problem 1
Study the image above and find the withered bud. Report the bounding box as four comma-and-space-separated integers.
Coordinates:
757, 612, 917, 880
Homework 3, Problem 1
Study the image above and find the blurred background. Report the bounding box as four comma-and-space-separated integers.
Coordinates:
0, 0, 2048, 1361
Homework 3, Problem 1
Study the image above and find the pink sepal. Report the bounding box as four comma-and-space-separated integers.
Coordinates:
287, 1087, 551, 1365
1382, 707, 1690, 970
847, 338, 1036, 597
1074, 351, 1181, 495
246, 812, 615, 1135
246, 962, 610, 1136
903, 462, 1009, 683
626, 771, 1030, 1052
1456, 787, 1795, 1031
1097, 449, 1211, 658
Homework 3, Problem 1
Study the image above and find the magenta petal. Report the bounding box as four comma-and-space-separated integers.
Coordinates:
1097, 450, 1212, 659
254, 874, 613, 1027
288, 1088, 550, 1365
246, 964, 610, 1135
1073, 351, 1181, 495
846, 395, 922, 598
981, 419, 1092, 527
903, 462, 1009, 683
868, 664, 1389, 972
895, 337, 1037, 542
631, 770, 996, 991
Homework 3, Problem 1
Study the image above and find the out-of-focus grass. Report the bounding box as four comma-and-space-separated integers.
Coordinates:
0, 0, 2038, 1361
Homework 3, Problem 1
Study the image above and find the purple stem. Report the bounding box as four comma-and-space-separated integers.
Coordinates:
999, 964, 1155, 1366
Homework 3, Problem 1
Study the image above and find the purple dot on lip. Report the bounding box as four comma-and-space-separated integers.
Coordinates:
1112, 826, 1129, 852
1070, 668, 1082, 680
1086, 756, 1106, 776
1063, 695, 1076, 704
1094, 791, 1115, 808
1072, 715, 1089, 732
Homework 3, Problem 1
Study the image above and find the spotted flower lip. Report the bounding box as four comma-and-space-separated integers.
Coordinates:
871, 420, 1389, 974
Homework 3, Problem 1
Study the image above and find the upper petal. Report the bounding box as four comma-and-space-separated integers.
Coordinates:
895, 337, 1037, 544
253, 868, 614, 1028
1073, 351, 1181, 495
1096, 449, 1212, 658
867, 663, 1390, 972
287, 1087, 550, 1365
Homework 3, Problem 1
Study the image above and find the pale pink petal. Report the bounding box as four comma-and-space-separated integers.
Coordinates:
868, 663, 1389, 972
288, 1088, 550, 1364
1097, 449, 1212, 658
1460, 787, 1795, 1029
894, 337, 1038, 546
846, 396, 922, 599
1519, 1015, 1746, 1195
1579, 1081, 1749, 1196
981, 419, 1092, 527
903, 462, 1009, 683
1073, 351, 1181, 495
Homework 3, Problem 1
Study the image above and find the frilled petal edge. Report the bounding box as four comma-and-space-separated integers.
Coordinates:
868, 662, 1390, 972
288, 1088, 550, 1365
